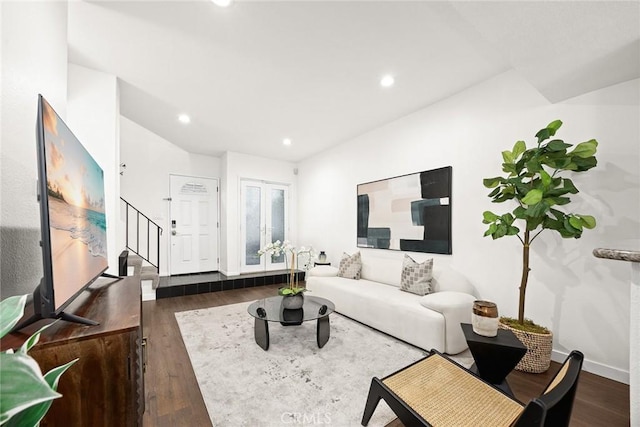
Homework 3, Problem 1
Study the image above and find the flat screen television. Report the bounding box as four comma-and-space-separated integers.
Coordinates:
13, 95, 114, 331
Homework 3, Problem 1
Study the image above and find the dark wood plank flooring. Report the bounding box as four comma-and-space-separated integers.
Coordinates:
142, 285, 629, 426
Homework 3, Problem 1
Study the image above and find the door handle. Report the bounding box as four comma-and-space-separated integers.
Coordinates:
172, 230, 177, 236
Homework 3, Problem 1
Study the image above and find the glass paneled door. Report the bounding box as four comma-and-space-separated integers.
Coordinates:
240, 180, 289, 272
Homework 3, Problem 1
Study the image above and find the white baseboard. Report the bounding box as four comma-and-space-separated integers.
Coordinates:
552, 350, 629, 384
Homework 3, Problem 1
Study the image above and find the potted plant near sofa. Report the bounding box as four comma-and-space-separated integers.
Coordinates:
482, 120, 598, 373
258, 240, 315, 309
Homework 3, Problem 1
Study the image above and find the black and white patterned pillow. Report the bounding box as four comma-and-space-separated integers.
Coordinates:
400, 255, 433, 296
337, 252, 362, 280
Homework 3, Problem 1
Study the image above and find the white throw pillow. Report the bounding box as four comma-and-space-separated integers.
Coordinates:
337, 252, 362, 280
400, 255, 433, 296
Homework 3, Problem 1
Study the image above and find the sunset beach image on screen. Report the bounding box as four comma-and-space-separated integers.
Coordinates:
42, 99, 108, 309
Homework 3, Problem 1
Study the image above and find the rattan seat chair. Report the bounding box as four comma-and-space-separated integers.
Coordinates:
361, 349, 584, 427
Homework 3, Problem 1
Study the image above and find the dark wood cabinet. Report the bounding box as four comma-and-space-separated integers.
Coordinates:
2, 276, 144, 426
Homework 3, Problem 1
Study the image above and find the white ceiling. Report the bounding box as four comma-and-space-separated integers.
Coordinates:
68, 1, 640, 162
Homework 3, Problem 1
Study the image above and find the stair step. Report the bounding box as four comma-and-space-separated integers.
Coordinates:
127, 255, 143, 266
141, 280, 156, 301
140, 265, 160, 289
141, 265, 158, 274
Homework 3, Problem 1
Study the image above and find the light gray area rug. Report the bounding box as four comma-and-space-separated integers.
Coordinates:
175, 302, 472, 426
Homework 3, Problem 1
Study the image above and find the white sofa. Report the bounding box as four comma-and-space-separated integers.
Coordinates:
306, 254, 477, 354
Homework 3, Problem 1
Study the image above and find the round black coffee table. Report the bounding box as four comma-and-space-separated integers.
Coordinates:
247, 295, 335, 351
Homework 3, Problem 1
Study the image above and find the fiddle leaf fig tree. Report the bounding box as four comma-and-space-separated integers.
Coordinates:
482, 120, 598, 327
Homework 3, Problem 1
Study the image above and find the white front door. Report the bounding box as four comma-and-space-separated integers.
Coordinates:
169, 175, 219, 275
240, 180, 289, 273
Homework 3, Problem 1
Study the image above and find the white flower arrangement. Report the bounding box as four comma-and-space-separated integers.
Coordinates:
258, 240, 315, 295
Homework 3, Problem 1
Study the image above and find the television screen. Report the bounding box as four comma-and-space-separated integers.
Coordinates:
40, 96, 108, 312
10, 95, 110, 333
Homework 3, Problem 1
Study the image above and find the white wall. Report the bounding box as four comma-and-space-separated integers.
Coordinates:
221, 151, 297, 276
298, 70, 639, 382
119, 116, 221, 276
67, 64, 120, 275
0, 1, 68, 297
220, 152, 229, 277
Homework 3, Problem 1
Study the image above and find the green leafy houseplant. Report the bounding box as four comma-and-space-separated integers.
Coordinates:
482, 120, 598, 331
0, 295, 78, 426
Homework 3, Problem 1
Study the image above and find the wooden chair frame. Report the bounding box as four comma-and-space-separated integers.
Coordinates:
361, 349, 584, 427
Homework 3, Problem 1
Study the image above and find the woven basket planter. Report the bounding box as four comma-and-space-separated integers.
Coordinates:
499, 322, 553, 373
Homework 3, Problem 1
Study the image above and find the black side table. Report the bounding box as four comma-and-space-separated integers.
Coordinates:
460, 323, 527, 396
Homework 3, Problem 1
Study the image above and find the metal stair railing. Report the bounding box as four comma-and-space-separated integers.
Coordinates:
120, 197, 163, 270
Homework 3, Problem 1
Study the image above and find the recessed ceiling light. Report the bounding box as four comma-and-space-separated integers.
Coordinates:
178, 114, 191, 124
212, 0, 233, 7
282, 138, 292, 146
380, 75, 395, 88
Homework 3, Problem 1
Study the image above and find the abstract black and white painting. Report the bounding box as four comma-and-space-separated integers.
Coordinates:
357, 166, 452, 254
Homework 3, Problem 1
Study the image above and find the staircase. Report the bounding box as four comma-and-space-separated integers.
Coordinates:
120, 197, 163, 301
121, 197, 162, 271
127, 253, 159, 301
